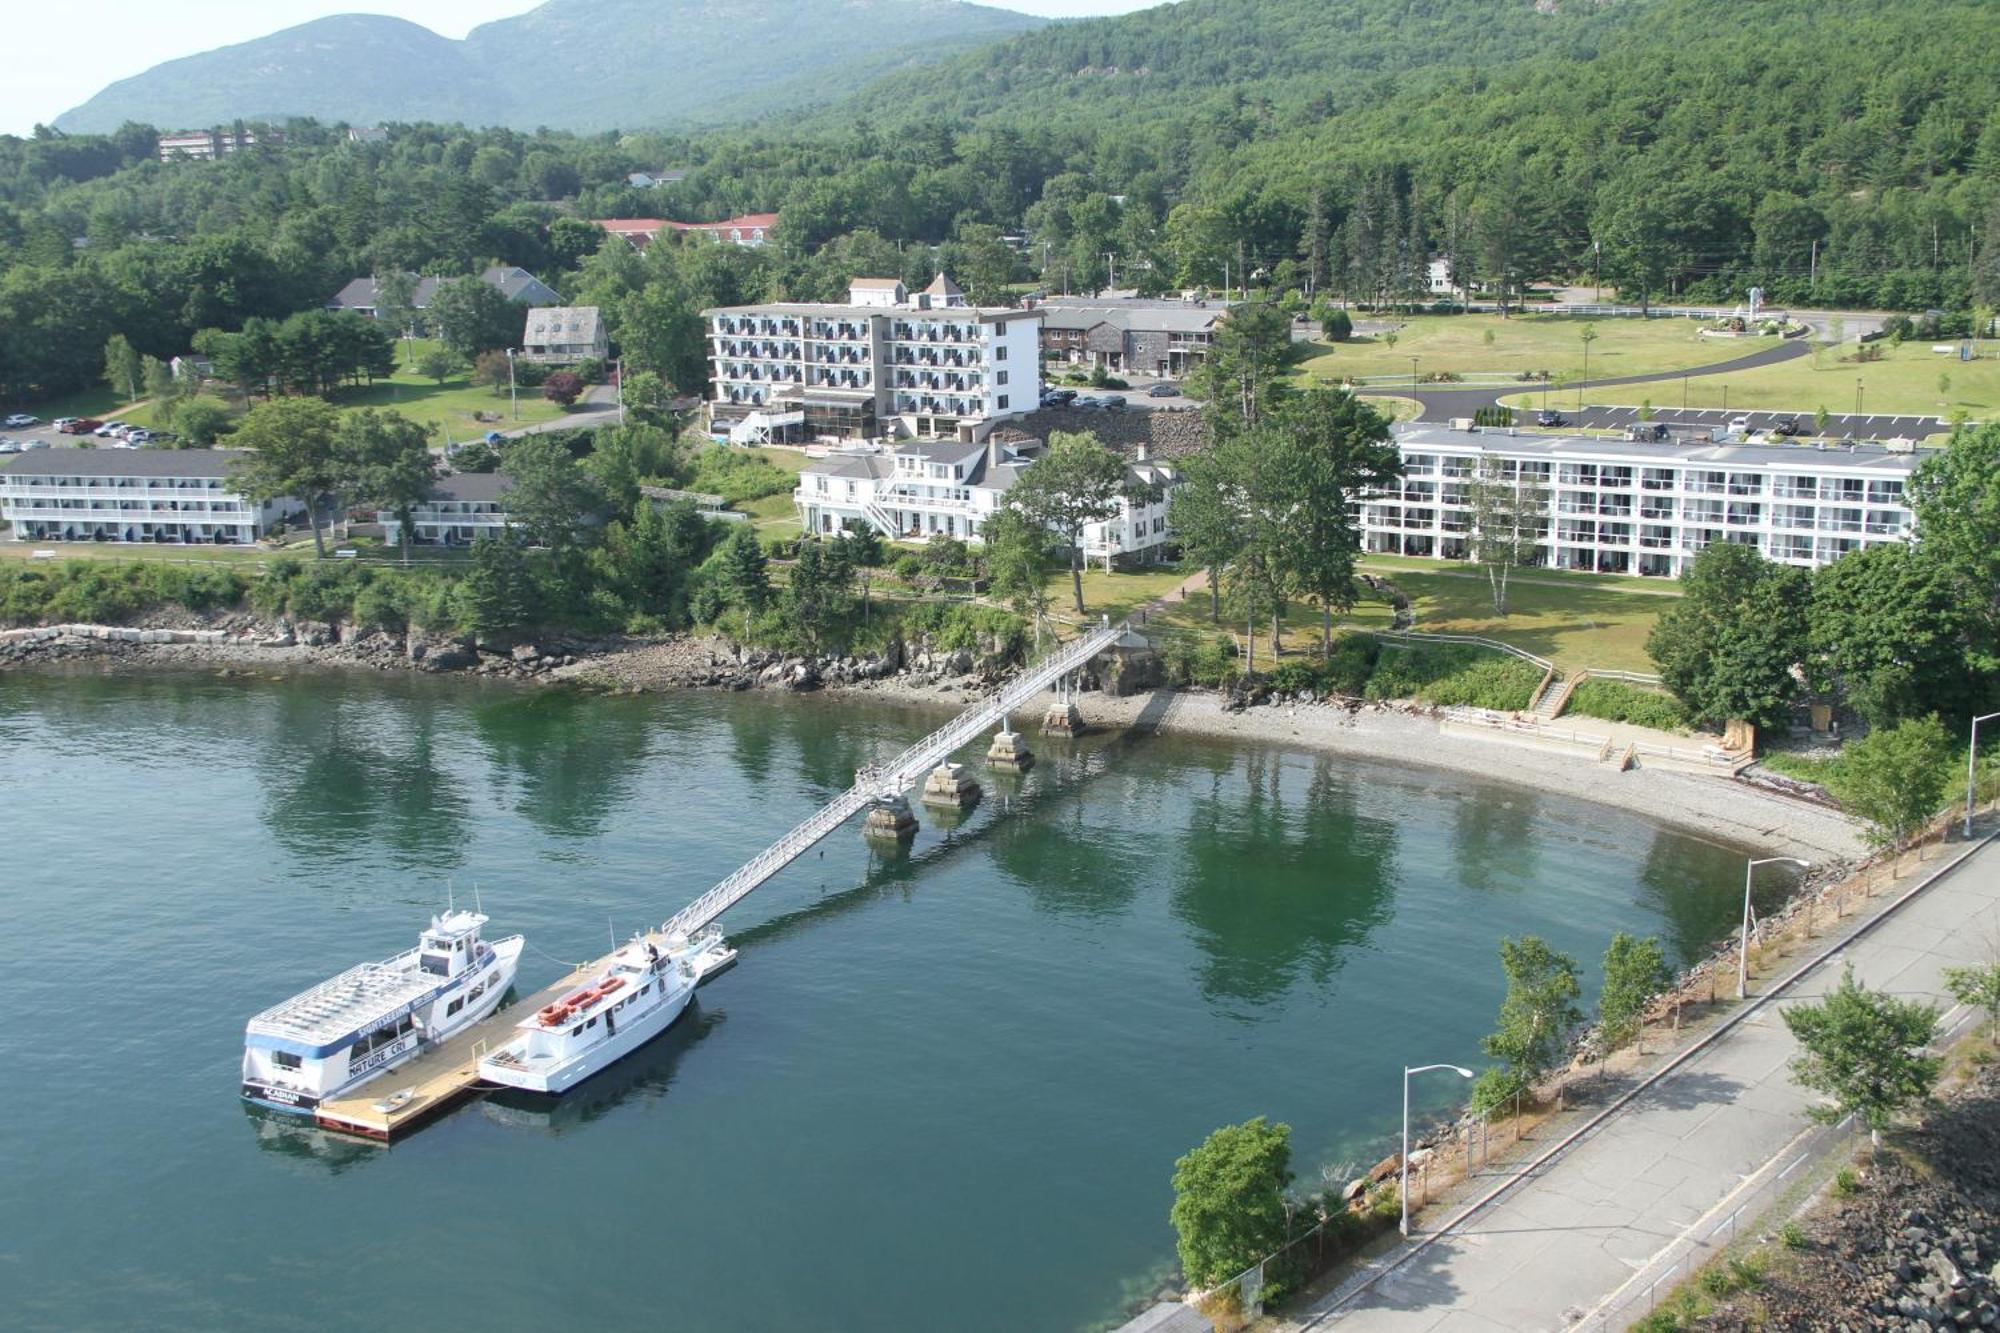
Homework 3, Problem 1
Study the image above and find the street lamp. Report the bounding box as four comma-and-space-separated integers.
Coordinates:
1410, 356, 1420, 394
1402, 1062, 1474, 1236
1856, 379, 1864, 416
1739, 857, 1810, 999
506, 348, 519, 421
1966, 712, 2000, 838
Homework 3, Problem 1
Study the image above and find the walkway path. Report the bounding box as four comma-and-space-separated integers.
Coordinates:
1293, 833, 2000, 1333
1355, 338, 1812, 424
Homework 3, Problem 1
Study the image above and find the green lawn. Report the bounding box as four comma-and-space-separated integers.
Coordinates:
1379, 565, 1672, 673
1500, 338, 2000, 421
1294, 313, 1780, 387
331, 339, 569, 444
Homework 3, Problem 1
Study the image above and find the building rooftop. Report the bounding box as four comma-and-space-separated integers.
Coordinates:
1395, 425, 1926, 474
0, 448, 248, 479
428, 471, 515, 503
1036, 304, 1226, 335
707, 300, 1039, 323
523, 305, 603, 344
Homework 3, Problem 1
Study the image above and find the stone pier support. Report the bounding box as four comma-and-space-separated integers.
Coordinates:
1042, 700, 1085, 737
861, 793, 919, 842
987, 728, 1034, 773
921, 762, 982, 811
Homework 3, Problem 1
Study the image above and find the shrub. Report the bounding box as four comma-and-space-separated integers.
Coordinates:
1366, 642, 1540, 709
685, 446, 796, 504
1567, 679, 1688, 731
1779, 1221, 1809, 1251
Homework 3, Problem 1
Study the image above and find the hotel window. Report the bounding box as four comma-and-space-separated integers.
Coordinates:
997, 395, 1009, 410
996, 344, 1008, 361
997, 371, 1009, 386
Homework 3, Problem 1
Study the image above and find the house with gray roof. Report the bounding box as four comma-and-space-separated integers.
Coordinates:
0, 448, 300, 546
1035, 295, 1236, 379
325, 267, 561, 323
377, 471, 517, 547
793, 433, 1178, 567
522, 306, 608, 364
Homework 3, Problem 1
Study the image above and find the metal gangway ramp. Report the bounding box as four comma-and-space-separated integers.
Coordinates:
660, 615, 1122, 939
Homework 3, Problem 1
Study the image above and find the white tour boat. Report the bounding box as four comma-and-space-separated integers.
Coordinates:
241, 910, 524, 1114
478, 927, 735, 1096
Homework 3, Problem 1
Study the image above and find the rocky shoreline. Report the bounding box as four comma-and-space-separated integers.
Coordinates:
0, 614, 1861, 860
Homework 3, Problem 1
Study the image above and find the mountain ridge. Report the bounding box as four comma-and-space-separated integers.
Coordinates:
53, 0, 1045, 135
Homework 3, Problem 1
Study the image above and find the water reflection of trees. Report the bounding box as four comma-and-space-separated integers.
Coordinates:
470, 691, 653, 840
1171, 749, 1399, 1008
259, 690, 472, 871
1449, 784, 1541, 893
1635, 833, 1796, 966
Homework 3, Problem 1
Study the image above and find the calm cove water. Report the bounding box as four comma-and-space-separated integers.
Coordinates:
0, 670, 1778, 1332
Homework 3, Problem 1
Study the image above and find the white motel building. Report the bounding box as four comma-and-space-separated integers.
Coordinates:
0, 449, 299, 545
795, 435, 1179, 567
378, 472, 516, 546
705, 274, 1043, 445
1365, 425, 1919, 576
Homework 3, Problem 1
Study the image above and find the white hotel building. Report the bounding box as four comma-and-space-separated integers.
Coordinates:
0, 449, 298, 545
796, 436, 1178, 566
1365, 426, 1918, 577
705, 275, 1042, 444
379, 473, 516, 547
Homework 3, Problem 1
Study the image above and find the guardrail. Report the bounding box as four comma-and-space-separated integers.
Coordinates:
1579, 667, 1665, 687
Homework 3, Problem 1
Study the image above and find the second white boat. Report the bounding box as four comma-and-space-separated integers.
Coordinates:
477, 927, 735, 1095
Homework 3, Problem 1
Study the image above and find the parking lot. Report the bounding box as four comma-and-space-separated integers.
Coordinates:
1532, 403, 1946, 443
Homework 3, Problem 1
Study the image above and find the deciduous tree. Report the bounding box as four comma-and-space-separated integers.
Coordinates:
1782, 965, 1940, 1146
1826, 715, 1956, 848
1646, 542, 1809, 729
1003, 430, 1146, 615
337, 408, 437, 563
1466, 457, 1549, 615
1472, 936, 1583, 1115
229, 396, 343, 556
1598, 933, 1673, 1052
1169, 1117, 1294, 1290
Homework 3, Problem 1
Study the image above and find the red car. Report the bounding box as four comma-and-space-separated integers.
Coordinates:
61, 417, 103, 434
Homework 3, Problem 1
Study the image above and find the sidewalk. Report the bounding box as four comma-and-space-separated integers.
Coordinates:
1291, 833, 2000, 1333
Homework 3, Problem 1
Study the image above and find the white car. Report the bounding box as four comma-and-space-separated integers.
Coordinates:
1727, 415, 1752, 433
94, 421, 129, 437
51, 417, 77, 431
0, 439, 19, 454
22, 439, 50, 450
4, 413, 38, 428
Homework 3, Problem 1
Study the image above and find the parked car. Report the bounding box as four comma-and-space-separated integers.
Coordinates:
1535, 409, 1566, 426
1047, 388, 1079, 406
0, 438, 18, 453
1624, 422, 1670, 442
1146, 382, 1181, 398
61, 418, 102, 434
94, 421, 129, 437
124, 430, 155, 444
1727, 415, 1752, 434
1100, 396, 1129, 411
22, 438, 50, 450
51, 417, 77, 430
1770, 417, 1801, 437
4, 413, 38, 427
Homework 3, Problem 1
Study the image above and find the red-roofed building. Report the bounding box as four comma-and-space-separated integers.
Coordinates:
593, 213, 778, 252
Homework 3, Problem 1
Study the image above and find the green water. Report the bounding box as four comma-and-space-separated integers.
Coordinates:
0, 671, 1779, 1332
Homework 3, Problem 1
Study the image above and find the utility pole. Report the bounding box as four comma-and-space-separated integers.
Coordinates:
1593, 239, 1601, 302
1105, 251, 1117, 291
506, 348, 519, 421
1809, 239, 1817, 292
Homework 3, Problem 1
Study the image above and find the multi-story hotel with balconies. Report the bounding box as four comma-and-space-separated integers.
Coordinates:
1364, 426, 1918, 577
705, 275, 1042, 444
0, 449, 299, 545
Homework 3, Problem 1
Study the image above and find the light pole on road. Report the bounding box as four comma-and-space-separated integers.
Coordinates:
1967, 712, 2000, 838
1740, 857, 1809, 998
1403, 1062, 1474, 1236
506, 348, 519, 421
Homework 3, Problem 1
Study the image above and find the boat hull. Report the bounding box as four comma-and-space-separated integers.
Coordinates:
241, 936, 523, 1113
481, 981, 695, 1096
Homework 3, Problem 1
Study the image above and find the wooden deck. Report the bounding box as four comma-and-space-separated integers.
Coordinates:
314, 960, 593, 1141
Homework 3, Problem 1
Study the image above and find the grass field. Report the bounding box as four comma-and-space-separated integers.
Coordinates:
1500, 338, 2000, 420
1294, 313, 1780, 387
1374, 564, 1670, 673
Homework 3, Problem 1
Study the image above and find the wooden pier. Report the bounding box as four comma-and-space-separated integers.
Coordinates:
314, 959, 595, 1140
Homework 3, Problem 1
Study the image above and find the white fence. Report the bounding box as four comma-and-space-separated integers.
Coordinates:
1374, 628, 1554, 672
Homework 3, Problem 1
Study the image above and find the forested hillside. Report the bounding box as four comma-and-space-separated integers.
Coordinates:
53, 0, 1044, 135
4, 0, 1998, 408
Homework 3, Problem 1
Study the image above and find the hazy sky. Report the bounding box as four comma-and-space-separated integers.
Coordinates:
6, 0, 1162, 137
